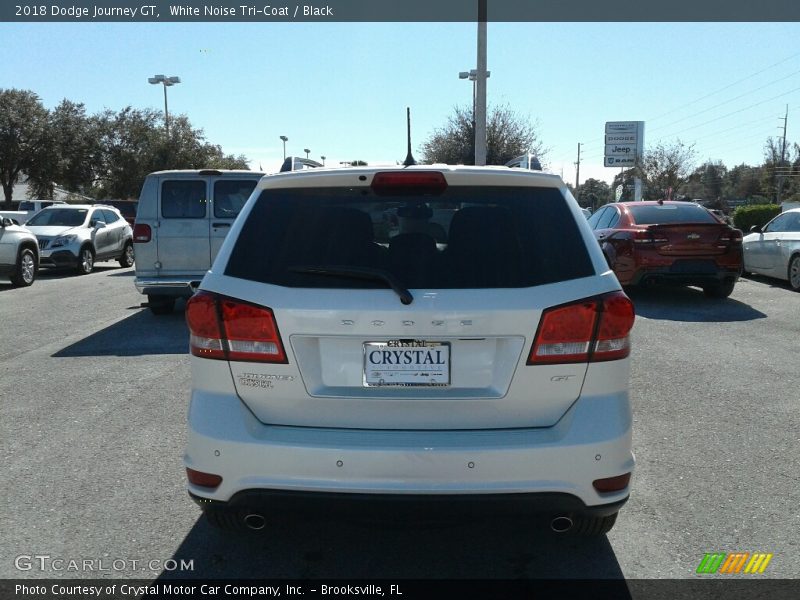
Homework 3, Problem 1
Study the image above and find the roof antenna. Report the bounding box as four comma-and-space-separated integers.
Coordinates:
403, 107, 416, 167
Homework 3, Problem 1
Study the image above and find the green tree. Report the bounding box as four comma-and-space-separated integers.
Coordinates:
635, 140, 696, 200
420, 104, 546, 166
577, 178, 611, 211
0, 89, 51, 207
92, 107, 164, 198
26, 99, 101, 199
92, 108, 250, 199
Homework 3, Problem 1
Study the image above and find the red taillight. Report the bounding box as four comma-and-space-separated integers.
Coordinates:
529, 300, 598, 364
370, 171, 448, 195
133, 223, 151, 243
185, 291, 287, 363
186, 291, 226, 360
594, 292, 636, 362
528, 291, 634, 365
593, 472, 631, 493
186, 468, 222, 489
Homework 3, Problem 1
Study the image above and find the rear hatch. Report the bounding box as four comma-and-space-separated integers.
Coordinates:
193, 170, 627, 430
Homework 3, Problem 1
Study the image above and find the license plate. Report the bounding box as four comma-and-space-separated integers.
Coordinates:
363, 341, 450, 387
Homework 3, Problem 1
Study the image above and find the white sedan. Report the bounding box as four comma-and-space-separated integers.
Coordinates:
742, 208, 800, 291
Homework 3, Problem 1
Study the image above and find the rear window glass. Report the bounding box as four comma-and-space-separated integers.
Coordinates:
628, 204, 717, 225
225, 186, 594, 289
161, 181, 206, 219
214, 180, 258, 218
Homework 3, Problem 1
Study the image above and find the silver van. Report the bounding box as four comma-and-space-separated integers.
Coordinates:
133, 169, 264, 314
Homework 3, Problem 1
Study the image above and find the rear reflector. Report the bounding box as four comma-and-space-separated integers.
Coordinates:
593, 472, 631, 493
186, 468, 222, 489
632, 230, 668, 244
718, 229, 743, 244
371, 171, 448, 195
186, 291, 287, 363
528, 291, 634, 364
133, 223, 151, 243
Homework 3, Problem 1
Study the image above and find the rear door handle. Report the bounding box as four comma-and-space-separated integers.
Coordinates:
212, 222, 231, 228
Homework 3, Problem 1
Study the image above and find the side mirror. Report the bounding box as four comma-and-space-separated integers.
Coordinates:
749, 225, 762, 234
1, 217, 12, 228
92, 220, 106, 229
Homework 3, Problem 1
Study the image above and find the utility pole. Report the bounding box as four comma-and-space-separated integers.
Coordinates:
474, 0, 488, 166
777, 105, 788, 205
575, 143, 583, 190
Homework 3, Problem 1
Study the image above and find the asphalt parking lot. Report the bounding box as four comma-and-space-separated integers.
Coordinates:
0, 267, 798, 580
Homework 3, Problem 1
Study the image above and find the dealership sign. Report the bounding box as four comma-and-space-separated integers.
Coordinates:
605, 121, 644, 167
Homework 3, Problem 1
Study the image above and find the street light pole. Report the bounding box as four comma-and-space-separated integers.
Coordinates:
459, 69, 490, 161
148, 74, 181, 137
304, 148, 310, 159
279, 136, 288, 160
320, 155, 326, 166
475, 0, 488, 166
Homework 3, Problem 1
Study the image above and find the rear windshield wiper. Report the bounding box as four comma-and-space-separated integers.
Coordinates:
288, 265, 414, 305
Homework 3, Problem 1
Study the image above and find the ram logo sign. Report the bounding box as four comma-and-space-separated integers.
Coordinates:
696, 552, 773, 574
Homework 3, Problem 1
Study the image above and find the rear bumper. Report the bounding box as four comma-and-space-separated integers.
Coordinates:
134, 276, 202, 297
629, 262, 741, 287
185, 389, 634, 510
190, 489, 628, 520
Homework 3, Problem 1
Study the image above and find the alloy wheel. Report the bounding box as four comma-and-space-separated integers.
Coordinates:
21, 252, 35, 284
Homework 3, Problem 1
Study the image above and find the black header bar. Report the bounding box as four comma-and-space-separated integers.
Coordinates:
4, 0, 800, 22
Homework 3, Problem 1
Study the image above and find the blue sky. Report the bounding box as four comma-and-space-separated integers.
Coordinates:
1, 21, 798, 184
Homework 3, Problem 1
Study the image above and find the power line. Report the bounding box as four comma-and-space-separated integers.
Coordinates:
650, 86, 800, 144
646, 50, 800, 122
647, 69, 800, 135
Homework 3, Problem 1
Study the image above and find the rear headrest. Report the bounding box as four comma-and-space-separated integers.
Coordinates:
325, 208, 375, 244
447, 206, 517, 252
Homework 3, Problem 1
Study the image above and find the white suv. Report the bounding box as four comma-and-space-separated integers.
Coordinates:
25, 205, 134, 274
184, 166, 635, 535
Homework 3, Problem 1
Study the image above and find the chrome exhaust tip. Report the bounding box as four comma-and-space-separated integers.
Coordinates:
550, 516, 573, 533
244, 513, 266, 530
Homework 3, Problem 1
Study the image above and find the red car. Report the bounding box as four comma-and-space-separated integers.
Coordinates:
587, 201, 743, 298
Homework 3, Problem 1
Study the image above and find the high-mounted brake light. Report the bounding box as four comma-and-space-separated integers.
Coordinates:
133, 223, 151, 243
186, 291, 287, 363
370, 171, 448, 195
528, 291, 634, 365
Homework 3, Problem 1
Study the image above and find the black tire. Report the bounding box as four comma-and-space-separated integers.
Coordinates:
789, 254, 800, 292
10, 247, 37, 287
75, 245, 95, 275
703, 279, 735, 299
118, 241, 135, 268
148, 294, 176, 315
571, 512, 618, 536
